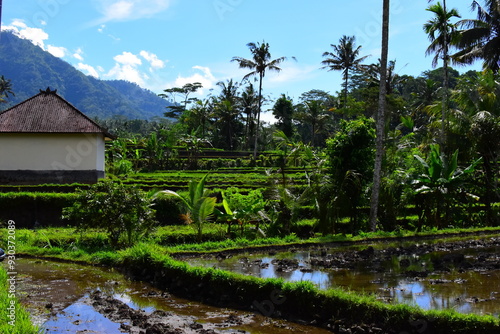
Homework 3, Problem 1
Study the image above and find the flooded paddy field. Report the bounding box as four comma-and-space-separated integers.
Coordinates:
10, 258, 332, 334
183, 235, 500, 316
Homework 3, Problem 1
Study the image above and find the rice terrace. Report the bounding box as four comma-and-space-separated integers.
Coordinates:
2, 1, 500, 334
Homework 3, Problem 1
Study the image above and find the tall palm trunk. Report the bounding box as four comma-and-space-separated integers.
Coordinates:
369, 0, 390, 232
253, 73, 264, 159
0, 0, 3, 32
441, 0, 449, 151
344, 72, 349, 108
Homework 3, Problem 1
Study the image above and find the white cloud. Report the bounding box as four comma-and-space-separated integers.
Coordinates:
3, 20, 49, 48
47, 45, 67, 58
267, 63, 317, 85
106, 63, 146, 86
173, 66, 217, 95
140, 50, 165, 71
3, 19, 70, 61
73, 48, 84, 61
77, 63, 100, 78
114, 51, 142, 66
105, 51, 146, 86
98, 24, 106, 33
92, 0, 173, 23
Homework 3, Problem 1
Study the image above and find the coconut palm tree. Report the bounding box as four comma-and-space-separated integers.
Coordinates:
369, 0, 390, 232
232, 41, 292, 158
453, 70, 500, 225
454, 0, 500, 72
0, 75, 14, 103
321, 35, 369, 108
424, 1, 461, 148
296, 100, 329, 147
240, 83, 258, 150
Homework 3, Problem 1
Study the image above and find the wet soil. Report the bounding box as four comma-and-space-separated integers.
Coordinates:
85, 289, 388, 334
10, 232, 500, 334
180, 234, 500, 316
12, 258, 332, 334
180, 235, 500, 275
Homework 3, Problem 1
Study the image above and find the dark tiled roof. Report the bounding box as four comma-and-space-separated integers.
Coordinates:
0, 88, 113, 138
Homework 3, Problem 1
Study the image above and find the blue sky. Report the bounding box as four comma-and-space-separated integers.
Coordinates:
1, 0, 482, 121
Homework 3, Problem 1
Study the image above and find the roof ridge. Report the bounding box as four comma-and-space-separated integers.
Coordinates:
0, 90, 47, 116
50, 89, 113, 136
0, 89, 114, 139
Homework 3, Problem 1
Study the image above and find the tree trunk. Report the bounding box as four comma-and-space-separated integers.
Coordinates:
344, 70, 349, 109
253, 73, 264, 159
441, 0, 449, 152
369, 0, 390, 232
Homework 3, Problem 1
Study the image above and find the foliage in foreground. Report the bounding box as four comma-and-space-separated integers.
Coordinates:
158, 173, 216, 242
9, 235, 500, 334
0, 267, 39, 334
62, 180, 157, 248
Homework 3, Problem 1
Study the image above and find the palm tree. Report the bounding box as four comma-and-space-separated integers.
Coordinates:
0, 76, 14, 103
189, 98, 213, 138
454, 0, 500, 72
232, 41, 292, 158
296, 100, 329, 147
369, 0, 390, 232
321, 35, 369, 108
424, 1, 461, 148
216, 79, 240, 105
453, 70, 500, 224
272, 94, 295, 138
159, 174, 216, 242
240, 83, 258, 150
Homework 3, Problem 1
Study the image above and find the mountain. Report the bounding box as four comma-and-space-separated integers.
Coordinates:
0, 31, 173, 120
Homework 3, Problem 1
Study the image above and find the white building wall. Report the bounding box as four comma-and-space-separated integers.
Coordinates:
0, 133, 105, 171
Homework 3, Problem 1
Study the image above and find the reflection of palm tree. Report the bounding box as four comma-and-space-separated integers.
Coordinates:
321, 35, 368, 108
232, 41, 292, 157
455, 0, 500, 71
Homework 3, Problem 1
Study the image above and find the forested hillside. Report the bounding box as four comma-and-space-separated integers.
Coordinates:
0, 31, 172, 120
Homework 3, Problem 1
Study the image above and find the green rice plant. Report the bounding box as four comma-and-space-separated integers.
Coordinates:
90, 251, 121, 265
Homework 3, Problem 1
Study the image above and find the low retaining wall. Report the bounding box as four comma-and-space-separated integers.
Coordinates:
0, 170, 104, 185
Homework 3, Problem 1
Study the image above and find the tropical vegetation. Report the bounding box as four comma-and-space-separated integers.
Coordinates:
2, 1, 500, 332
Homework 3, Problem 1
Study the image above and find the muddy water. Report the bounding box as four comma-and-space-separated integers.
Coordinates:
7, 258, 331, 334
186, 238, 500, 316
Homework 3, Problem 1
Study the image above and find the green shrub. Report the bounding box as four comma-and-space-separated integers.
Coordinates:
0, 192, 77, 228
62, 180, 157, 248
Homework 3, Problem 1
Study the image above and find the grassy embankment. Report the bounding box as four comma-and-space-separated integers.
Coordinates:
0, 266, 39, 334
2, 226, 500, 333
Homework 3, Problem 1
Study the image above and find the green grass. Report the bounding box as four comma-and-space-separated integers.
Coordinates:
0, 267, 39, 334
3, 226, 500, 333
10, 238, 498, 333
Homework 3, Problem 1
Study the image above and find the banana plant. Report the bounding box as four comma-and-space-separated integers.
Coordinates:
215, 190, 267, 238
412, 144, 481, 228
158, 174, 216, 242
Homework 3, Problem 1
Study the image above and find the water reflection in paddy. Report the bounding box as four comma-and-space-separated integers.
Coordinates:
186, 242, 500, 316
8, 258, 332, 334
